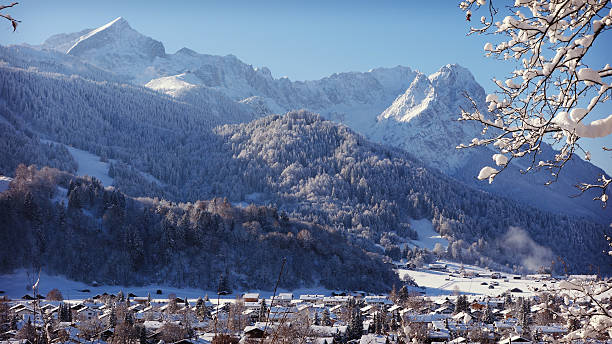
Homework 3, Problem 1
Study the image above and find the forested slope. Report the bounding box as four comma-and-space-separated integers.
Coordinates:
0, 165, 399, 291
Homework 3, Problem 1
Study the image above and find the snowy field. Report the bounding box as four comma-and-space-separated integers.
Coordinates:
40, 139, 114, 186
0, 269, 333, 302
64, 145, 114, 187
407, 218, 448, 250
398, 260, 554, 297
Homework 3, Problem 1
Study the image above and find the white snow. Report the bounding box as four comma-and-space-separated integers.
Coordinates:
492, 154, 508, 166
407, 218, 448, 250
0, 175, 13, 193
553, 109, 612, 138
477, 166, 498, 182
398, 260, 552, 297
64, 146, 114, 186
0, 269, 335, 301
145, 72, 201, 97
41, 139, 113, 187
577, 68, 603, 85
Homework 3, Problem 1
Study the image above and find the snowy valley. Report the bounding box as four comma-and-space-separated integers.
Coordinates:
0, 10, 612, 344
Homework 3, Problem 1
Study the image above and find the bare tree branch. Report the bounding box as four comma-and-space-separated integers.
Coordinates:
0, 2, 19, 31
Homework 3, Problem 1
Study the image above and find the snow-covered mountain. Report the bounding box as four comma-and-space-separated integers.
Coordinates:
372, 65, 486, 173
9, 16, 609, 222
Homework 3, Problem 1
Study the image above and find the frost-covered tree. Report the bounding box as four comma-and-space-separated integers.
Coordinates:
458, 0, 612, 205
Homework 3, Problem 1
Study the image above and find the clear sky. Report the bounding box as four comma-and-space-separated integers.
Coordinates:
1, 0, 611, 173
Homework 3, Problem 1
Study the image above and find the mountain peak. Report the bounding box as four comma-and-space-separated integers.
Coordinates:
429, 63, 476, 86
65, 17, 165, 70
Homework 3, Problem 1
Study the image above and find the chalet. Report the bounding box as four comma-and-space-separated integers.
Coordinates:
242, 293, 259, 303
497, 335, 531, 344
13, 306, 34, 321
364, 296, 392, 305
275, 293, 293, 305
243, 325, 266, 339
243, 301, 260, 309
428, 263, 448, 271
242, 309, 258, 323
70, 304, 87, 312
267, 306, 295, 321
97, 329, 114, 341
532, 325, 568, 339
299, 294, 324, 302
0, 339, 33, 344
359, 334, 391, 344
428, 327, 451, 342
8, 304, 27, 312
322, 295, 351, 305
75, 307, 98, 320
434, 305, 454, 315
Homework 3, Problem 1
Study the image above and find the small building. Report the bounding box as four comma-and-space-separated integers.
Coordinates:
242, 293, 260, 303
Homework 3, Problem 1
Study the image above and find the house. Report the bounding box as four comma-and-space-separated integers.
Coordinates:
242, 293, 259, 303
275, 293, 293, 305
497, 335, 531, 344
76, 307, 98, 320
364, 296, 392, 305
96, 329, 114, 341
14, 306, 35, 321
434, 306, 454, 315
242, 309, 258, 322
428, 263, 448, 271
532, 325, 567, 339
299, 295, 324, 302
0, 339, 33, 344
359, 334, 391, 344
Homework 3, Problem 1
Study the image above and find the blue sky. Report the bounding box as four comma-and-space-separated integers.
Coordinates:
1, 0, 611, 173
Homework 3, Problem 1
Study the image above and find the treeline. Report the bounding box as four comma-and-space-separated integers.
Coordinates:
0, 165, 400, 292
0, 64, 609, 275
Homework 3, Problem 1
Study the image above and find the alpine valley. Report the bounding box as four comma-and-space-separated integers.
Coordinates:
0, 17, 610, 291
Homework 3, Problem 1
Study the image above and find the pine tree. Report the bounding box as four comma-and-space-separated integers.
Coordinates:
322, 308, 331, 326
483, 302, 494, 324
258, 298, 267, 322
454, 295, 469, 314
108, 307, 117, 329
217, 274, 232, 295
347, 310, 363, 340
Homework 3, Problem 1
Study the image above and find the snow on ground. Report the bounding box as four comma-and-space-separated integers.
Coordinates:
64, 146, 114, 186
41, 139, 114, 186
0, 269, 334, 302
408, 218, 448, 250
0, 175, 13, 193
398, 260, 553, 297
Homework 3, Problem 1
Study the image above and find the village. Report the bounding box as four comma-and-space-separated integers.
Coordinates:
1, 265, 610, 344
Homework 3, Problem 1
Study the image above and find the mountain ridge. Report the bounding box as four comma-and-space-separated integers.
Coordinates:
4, 16, 610, 224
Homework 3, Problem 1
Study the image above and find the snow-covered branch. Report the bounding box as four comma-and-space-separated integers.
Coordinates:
457, 0, 612, 206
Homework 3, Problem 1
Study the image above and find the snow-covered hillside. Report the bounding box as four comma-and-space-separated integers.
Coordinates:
4, 16, 609, 223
